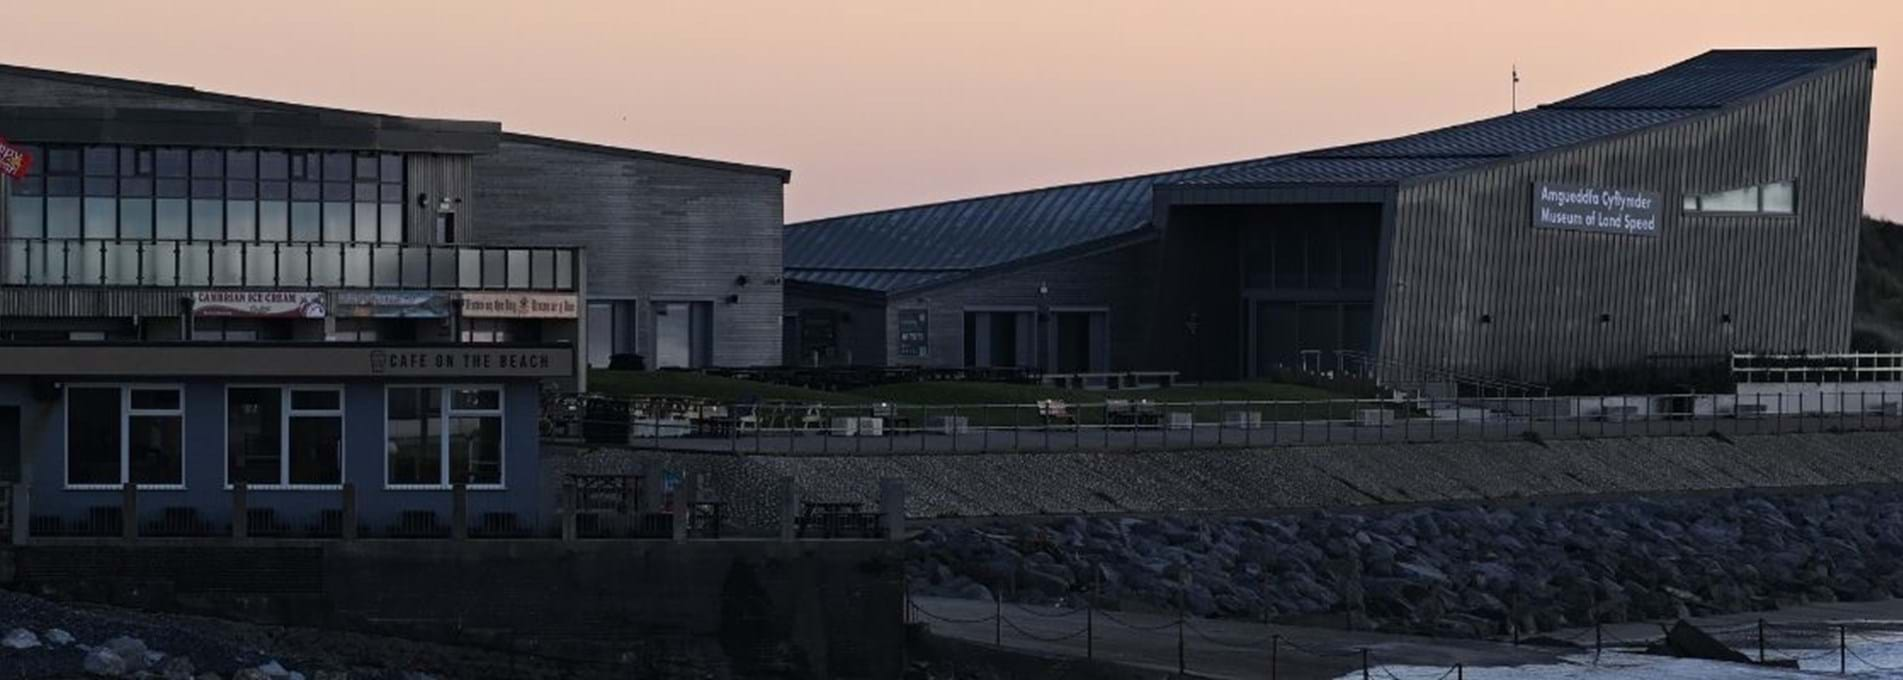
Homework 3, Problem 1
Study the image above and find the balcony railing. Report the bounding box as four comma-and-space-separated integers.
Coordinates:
1, 238, 578, 290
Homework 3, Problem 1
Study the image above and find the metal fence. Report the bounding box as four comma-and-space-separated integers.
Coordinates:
908, 594, 1903, 678
552, 391, 1903, 455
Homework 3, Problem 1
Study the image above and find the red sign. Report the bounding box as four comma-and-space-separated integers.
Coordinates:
0, 138, 30, 180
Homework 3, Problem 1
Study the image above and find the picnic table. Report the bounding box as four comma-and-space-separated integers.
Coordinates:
797, 501, 883, 539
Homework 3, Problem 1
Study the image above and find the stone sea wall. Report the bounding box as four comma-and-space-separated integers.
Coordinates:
907, 491, 1903, 637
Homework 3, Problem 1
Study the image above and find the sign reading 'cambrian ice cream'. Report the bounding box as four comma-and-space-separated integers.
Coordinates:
1532, 182, 1661, 237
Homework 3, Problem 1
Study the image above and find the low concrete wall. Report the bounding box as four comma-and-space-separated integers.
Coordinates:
606, 431, 1903, 523
1, 539, 903, 679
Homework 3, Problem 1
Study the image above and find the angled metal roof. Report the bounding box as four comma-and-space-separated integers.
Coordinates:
787, 48, 1874, 293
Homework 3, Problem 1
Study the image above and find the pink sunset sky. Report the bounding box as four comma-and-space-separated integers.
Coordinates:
3, 1, 1897, 222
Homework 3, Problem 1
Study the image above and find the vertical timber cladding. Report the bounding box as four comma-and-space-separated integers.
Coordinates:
406, 154, 475, 244
472, 138, 787, 367
1385, 61, 1873, 380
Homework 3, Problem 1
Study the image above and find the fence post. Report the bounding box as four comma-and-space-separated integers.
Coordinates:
121, 482, 137, 540
1841, 624, 1847, 674
1270, 634, 1279, 680
1086, 602, 1094, 660
231, 481, 248, 539
672, 471, 696, 543
879, 478, 906, 540
1456, 662, 1464, 680
994, 591, 1002, 646
1595, 619, 1602, 656
1361, 647, 1370, 680
341, 482, 358, 540
1758, 618, 1765, 664
10, 483, 27, 545
778, 476, 799, 542
1177, 609, 1186, 677
560, 482, 577, 542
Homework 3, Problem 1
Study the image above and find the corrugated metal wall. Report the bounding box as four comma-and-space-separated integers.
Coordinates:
1383, 61, 1874, 381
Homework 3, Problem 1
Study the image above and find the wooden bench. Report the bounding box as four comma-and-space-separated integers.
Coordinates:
1037, 399, 1077, 427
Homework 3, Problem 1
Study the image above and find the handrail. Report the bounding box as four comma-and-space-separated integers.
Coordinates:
0, 237, 579, 291
1332, 349, 1550, 398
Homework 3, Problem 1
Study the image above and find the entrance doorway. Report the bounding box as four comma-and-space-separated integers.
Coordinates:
962, 310, 1032, 368
1050, 310, 1109, 373
653, 301, 712, 368
1249, 301, 1372, 377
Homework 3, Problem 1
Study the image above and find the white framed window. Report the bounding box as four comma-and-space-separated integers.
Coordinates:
65, 385, 185, 490
385, 385, 504, 489
225, 386, 345, 489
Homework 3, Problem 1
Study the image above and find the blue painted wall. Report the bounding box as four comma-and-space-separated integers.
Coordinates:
9, 379, 544, 533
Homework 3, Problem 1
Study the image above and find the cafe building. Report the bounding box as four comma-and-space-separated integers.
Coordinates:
785, 48, 1876, 382
0, 61, 773, 536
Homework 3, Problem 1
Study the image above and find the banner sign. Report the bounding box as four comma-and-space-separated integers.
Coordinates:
461, 292, 579, 319
0, 138, 31, 180
192, 291, 327, 318
1532, 182, 1661, 237
331, 290, 451, 318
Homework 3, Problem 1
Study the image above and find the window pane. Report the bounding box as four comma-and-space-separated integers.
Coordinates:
380, 204, 403, 243
119, 177, 152, 198
354, 154, 378, 180
127, 414, 183, 485
119, 198, 153, 239
83, 197, 117, 238
387, 387, 442, 485
226, 150, 257, 179
227, 200, 257, 240
1762, 182, 1795, 214
84, 146, 116, 176
381, 154, 402, 181
355, 203, 378, 242
10, 197, 44, 238
191, 149, 222, 178
323, 202, 351, 242
156, 199, 189, 240
46, 148, 80, 175
66, 387, 122, 485
291, 389, 340, 411
157, 178, 188, 199
47, 197, 80, 239
288, 416, 342, 485
191, 199, 224, 240
451, 388, 500, 411
130, 388, 180, 410
259, 151, 288, 181
323, 153, 351, 182
291, 202, 321, 242
1698, 186, 1758, 212
447, 416, 502, 486
227, 387, 282, 486
155, 149, 188, 178
259, 201, 289, 242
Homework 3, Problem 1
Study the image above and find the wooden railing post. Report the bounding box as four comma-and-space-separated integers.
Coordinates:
121, 482, 137, 539
340, 483, 358, 540
231, 481, 248, 539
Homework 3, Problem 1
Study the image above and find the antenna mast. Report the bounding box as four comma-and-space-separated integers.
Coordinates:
1512, 64, 1520, 113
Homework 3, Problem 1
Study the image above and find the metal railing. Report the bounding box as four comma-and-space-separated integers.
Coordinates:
1733, 352, 1903, 383
1330, 349, 1551, 399
565, 390, 1903, 455
0, 238, 578, 290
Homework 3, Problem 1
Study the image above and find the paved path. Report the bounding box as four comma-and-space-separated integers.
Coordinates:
908, 596, 1557, 680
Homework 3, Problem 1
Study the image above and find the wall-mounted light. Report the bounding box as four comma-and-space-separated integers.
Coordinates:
734, 275, 750, 287
723, 294, 740, 305
1721, 313, 1733, 324
1479, 314, 1492, 324
1599, 313, 1612, 324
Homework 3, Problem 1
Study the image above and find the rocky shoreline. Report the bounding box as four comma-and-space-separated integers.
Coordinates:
907, 490, 1903, 638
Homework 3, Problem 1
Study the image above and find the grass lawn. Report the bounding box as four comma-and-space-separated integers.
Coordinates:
588, 370, 863, 404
